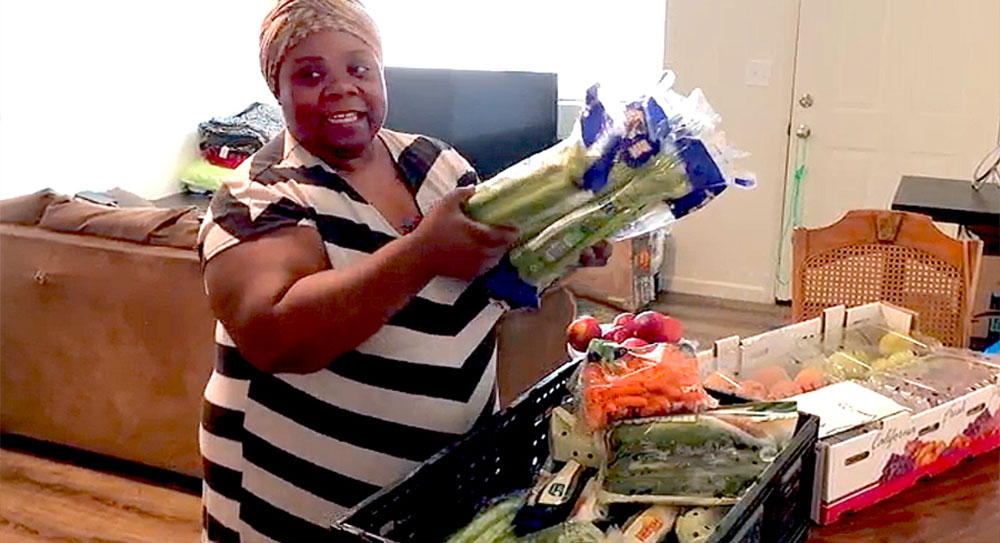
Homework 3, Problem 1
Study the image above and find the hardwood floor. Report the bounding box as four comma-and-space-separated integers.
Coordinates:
0, 447, 201, 543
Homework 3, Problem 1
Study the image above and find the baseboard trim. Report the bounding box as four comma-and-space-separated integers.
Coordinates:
663, 276, 771, 304
0, 433, 201, 495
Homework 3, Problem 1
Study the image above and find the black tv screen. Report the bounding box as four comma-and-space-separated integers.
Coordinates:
383, 67, 558, 179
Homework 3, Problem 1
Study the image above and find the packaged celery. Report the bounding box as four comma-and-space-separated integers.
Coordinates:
474, 72, 753, 308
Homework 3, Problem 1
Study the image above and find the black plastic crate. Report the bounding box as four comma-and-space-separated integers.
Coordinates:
330, 360, 819, 543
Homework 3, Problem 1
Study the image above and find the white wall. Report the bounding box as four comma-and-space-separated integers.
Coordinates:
661, 0, 800, 303
0, 1, 274, 200
367, 0, 666, 101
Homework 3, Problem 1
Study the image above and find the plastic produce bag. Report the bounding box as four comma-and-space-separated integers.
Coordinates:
473, 72, 753, 308
674, 507, 730, 543
579, 342, 718, 431
443, 495, 524, 543
604, 505, 678, 543
703, 346, 829, 402
600, 403, 798, 505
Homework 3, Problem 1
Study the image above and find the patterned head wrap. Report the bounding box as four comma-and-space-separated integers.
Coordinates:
260, 0, 382, 98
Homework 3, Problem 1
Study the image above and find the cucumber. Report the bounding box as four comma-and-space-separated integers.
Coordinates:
444, 497, 522, 543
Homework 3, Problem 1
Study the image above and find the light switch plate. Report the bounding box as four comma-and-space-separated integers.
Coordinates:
746, 59, 773, 87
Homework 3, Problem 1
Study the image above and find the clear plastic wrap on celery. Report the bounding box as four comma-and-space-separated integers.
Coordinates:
465, 137, 596, 240
510, 153, 689, 288
464, 85, 623, 242
480, 72, 754, 308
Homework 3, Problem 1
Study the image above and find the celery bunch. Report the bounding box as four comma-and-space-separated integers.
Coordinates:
463, 138, 604, 241
510, 154, 690, 288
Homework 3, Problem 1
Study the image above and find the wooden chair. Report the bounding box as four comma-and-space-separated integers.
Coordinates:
792, 210, 983, 347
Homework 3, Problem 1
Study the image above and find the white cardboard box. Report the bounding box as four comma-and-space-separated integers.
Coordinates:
705, 302, 1000, 525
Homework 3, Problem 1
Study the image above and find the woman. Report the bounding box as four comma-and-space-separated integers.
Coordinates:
198, 1, 609, 541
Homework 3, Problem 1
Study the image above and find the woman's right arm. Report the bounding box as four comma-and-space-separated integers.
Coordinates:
204, 187, 517, 374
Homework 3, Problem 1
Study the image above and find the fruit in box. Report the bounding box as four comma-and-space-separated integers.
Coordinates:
633, 311, 684, 344
826, 351, 871, 380
749, 366, 792, 388
703, 366, 822, 401
793, 367, 826, 392
768, 380, 804, 400
703, 371, 742, 396
738, 380, 768, 400
567, 316, 602, 352
869, 351, 915, 373
567, 311, 684, 351
612, 312, 637, 330
621, 337, 649, 349
879, 331, 917, 356
602, 325, 632, 344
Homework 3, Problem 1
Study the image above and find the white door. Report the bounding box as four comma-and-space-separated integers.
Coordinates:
775, 0, 1000, 300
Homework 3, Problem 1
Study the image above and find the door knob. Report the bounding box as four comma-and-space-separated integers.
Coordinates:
799, 93, 814, 108
796, 124, 812, 139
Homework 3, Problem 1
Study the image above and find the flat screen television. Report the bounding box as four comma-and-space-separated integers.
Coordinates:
383, 67, 558, 179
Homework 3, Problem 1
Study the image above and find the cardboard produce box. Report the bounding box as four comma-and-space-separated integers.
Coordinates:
563, 229, 666, 312
700, 302, 1000, 525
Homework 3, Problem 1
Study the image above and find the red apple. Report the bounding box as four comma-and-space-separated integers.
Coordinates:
633, 311, 684, 343
659, 316, 684, 343
621, 337, 649, 349
632, 311, 663, 341
566, 316, 602, 352
602, 325, 632, 344
612, 312, 636, 332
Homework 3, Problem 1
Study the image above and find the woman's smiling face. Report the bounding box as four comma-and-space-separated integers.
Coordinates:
277, 29, 386, 160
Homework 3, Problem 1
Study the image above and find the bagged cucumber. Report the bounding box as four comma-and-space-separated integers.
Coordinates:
444, 496, 524, 543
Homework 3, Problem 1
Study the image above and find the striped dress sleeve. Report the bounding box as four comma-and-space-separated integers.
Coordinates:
198, 157, 317, 264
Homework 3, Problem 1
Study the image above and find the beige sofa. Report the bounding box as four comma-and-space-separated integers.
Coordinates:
0, 191, 574, 477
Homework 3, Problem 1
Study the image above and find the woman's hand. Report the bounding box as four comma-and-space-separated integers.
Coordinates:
578, 239, 613, 268
412, 187, 519, 280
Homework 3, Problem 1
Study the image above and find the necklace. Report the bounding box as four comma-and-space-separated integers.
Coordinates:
399, 214, 422, 234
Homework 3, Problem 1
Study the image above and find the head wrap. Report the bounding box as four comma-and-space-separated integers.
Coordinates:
260, 0, 382, 98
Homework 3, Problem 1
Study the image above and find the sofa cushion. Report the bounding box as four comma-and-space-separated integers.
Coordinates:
0, 190, 71, 225
38, 199, 201, 249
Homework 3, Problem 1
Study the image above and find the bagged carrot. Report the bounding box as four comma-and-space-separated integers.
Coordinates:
579, 341, 717, 430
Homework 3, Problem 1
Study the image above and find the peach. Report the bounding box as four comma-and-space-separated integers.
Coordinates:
738, 379, 768, 400
768, 380, 804, 400
750, 365, 792, 388
794, 367, 826, 392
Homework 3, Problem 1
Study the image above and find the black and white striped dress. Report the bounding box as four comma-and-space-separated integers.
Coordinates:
198, 129, 504, 542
